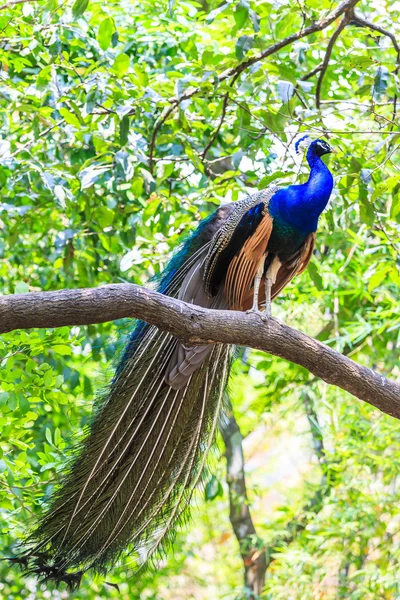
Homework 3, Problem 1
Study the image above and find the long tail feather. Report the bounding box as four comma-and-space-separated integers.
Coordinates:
15, 209, 234, 588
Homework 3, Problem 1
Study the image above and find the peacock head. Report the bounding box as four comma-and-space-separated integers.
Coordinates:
295, 135, 334, 157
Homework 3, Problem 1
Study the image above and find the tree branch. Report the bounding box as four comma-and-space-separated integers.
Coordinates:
221, 404, 266, 599
148, 105, 176, 175
351, 12, 400, 57
201, 92, 230, 162
315, 13, 351, 108
1, 283, 399, 417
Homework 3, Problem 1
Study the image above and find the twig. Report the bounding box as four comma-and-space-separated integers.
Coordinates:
0, 0, 40, 10
148, 105, 175, 175
351, 13, 400, 58
2, 482, 34, 515
316, 13, 351, 108
10, 119, 64, 158
301, 63, 323, 82
201, 71, 242, 162
207, 0, 360, 88
201, 92, 230, 161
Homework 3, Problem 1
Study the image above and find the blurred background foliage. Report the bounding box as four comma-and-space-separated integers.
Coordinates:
0, 0, 399, 597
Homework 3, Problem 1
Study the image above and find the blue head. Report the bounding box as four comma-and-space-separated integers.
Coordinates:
295, 136, 334, 164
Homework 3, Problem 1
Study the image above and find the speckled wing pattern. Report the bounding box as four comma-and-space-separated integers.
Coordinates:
203, 185, 279, 306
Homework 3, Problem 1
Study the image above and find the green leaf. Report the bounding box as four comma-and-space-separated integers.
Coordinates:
52, 345, 73, 356
119, 115, 130, 146
59, 107, 81, 129
235, 35, 254, 60
15, 281, 29, 294
307, 262, 323, 290
368, 265, 391, 292
260, 109, 286, 134
259, 171, 291, 188
234, 3, 248, 29
111, 31, 119, 47
205, 2, 229, 22
36, 66, 52, 90
97, 17, 115, 51
359, 195, 375, 225
45, 428, 52, 445
54, 427, 62, 447
205, 475, 223, 501
43, 370, 54, 388
79, 163, 111, 189
373, 66, 389, 98
0, 392, 9, 407
7, 393, 18, 411
72, 0, 89, 19
18, 396, 30, 415
390, 184, 400, 219
249, 9, 260, 32
156, 161, 175, 183
95, 206, 114, 228
112, 53, 130, 76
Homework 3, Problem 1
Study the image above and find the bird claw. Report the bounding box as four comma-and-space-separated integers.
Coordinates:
246, 307, 269, 321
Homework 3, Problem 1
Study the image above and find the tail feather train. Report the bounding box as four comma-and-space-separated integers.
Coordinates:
17, 206, 234, 587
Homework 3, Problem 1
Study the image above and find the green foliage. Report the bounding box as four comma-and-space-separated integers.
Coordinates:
0, 0, 399, 598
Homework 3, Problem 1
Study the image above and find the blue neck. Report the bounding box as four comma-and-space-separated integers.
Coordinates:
269, 148, 334, 235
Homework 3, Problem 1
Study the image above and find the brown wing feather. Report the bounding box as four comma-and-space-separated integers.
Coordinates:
225, 212, 274, 310
241, 232, 316, 310
271, 232, 316, 299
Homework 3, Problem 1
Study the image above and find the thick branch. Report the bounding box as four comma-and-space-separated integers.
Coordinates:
1, 283, 399, 417
221, 406, 266, 598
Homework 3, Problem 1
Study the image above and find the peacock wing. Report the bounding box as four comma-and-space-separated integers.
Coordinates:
271, 231, 316, 299
203, 185, 279, 309
165, 202, 236, 390
241, 231, 316, 310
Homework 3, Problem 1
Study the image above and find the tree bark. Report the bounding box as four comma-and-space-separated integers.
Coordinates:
0, 283, 399, 417
221, 407, 266, 598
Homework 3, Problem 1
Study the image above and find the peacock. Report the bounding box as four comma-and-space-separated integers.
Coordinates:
14, 136, 334, 588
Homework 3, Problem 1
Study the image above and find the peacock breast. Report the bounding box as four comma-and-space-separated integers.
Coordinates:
267, 217, 308, 260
